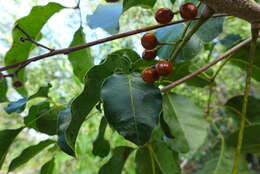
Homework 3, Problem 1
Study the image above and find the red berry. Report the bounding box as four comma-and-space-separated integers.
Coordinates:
180, 3, 198, 20
141, 33, 158, 50
155, 8, 174, 24
142, 49, 157, 60
141, 67, 159, 83
155, 61, 173, 76
105, 0, 119, 2
12, 80, 23, 88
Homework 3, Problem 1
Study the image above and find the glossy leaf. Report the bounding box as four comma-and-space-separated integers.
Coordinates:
0, 127, 23, 169
57, 108, 74, 156
227, 124, 260, 153
225, 95, 260, 123
87, 3, 122, 34
8, 139, 54, 172
155, 23, 202, 63
98, 146, 134, 174
4, 98, 27, 114
163, 93, 208, 153
229, 41, 260, 81
196, 146, 253, 174
123, 0, 156, 12
0, 77, 8, 103
135, 147, 162, 174
24, 101, 64, 135
62, 54, 131, 156
149, 128, 181, 174
166, 62, 213, 87
28, 83, 52, 100
4, 2, 65, 96
92, 117, 110, 158
68, 26, 93, 83
101, 73, 162, 145
220, 34, 242, 48
40, 158, 55, 174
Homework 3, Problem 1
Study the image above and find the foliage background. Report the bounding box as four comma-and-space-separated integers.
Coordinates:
0, 0, 259, 174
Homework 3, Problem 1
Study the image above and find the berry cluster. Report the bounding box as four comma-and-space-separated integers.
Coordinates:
140, 2, 198, 83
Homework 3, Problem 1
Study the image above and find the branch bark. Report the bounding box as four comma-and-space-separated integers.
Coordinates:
0, 14, 226, 73
161, 35, 257, 92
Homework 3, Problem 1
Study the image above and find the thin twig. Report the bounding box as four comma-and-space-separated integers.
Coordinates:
16, 25, 55, 52
161, 36, 255, 92
0, 14, 227, 73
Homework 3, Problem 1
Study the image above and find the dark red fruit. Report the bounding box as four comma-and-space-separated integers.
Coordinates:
180, 3, 198, 20
155, 8, 174, 24
12, 80, 23, 88
105, 0, 119, 2
155, 61, 173, 76
141, 33, 158, 50
141, 67, 159, 83
142, 49, 157, 60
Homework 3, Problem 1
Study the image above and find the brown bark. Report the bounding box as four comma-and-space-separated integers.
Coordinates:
202, 0, 260, 23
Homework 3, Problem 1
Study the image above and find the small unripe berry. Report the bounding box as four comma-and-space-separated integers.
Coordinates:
180, 3, 198, 20
12, 80, 23, 88
105, 0, 119, 2
141, 67, 159, 83
142, 49, 157, 60
155, 61, 173, 76
155, 8, 174, 24
141, 33, 158, 50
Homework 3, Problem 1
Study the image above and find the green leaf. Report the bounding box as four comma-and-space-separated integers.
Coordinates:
194, 16, 224, 43
28, 83, 52, 100
4, 98, 27, 114
123, 0, 157, 12
225, 95, 260, 123
155, 24, 203, 63
92, 117, 110, 158
98, 146, 134, 174
4, 2, 65, 96
57, 108, 74, 156
0, 128, 23, 169
170, 0, 176, 4
149, 137, 181, 174
24, 101, 64, 135
101, 73, 162, 145
5, 84, 52, 114
8, 139, 54, 172
220, 34, 242, 48
135, 147, 162, 174
40, 158, 55, 174
163, 93, 208, 153
61, 54, 131, 156
0, 77, 8, 103
227, 124, 260, 153
87, 3, 122, 34
166, 62, 213, 87
229, 41, 260, 81
195, 145, 253, 174
68, 27, 93, 83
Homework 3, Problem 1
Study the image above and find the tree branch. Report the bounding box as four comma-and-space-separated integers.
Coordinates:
161, 35, 257, 92
16, 25, 55, 52
0, 14, 227, 73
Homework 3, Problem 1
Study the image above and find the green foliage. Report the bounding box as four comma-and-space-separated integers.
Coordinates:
0, 77, 8, 103
4, 2, 65, 96
92, 117, 110, 158
162, 93, 208, 153
123, 0, 157, 12
101, 73, 162, 145
68, 27, 93, 83
8, 139, 54, 172
0, 128, 23, 169
98, 146, 134, 174
40, 158, 55, 174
